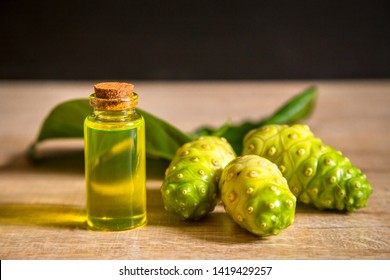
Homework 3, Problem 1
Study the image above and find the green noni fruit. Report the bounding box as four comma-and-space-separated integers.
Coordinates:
243, 124, 372, 212
161, 136, 236, 220
219, 155, 296, 236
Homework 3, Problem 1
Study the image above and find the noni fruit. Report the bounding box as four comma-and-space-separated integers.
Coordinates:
219, 155, 296, 236
243, 124, 372, 212
161, 136, 236, 220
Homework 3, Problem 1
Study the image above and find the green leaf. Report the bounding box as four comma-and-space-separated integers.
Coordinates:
192, 86, 318, 154
28, 99, 90, 160
28, 99, 193, 163
261, 85, 317, 125
139, 108, 193, 161
36, 98, 90, 142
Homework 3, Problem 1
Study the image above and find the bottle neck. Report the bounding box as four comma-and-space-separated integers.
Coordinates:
92, 108, 139, 122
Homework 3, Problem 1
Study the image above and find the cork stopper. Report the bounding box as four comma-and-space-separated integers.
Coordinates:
90, 82, 138, 111
94, 82, 134, 99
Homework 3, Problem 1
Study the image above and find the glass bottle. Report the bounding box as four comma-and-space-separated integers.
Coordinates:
84, 82, 147, 230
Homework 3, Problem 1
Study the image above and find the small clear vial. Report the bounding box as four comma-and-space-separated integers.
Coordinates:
84, 82, 147, 230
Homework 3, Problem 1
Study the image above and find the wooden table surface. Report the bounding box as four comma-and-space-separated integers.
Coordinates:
0, 80, 389, 260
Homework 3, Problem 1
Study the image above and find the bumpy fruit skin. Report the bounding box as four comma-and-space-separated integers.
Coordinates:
219, 155, 296, 236
161, 136, 236, 220
243, 124, 372, 212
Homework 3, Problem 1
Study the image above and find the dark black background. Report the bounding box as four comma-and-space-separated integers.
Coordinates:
1, 0, 389, 80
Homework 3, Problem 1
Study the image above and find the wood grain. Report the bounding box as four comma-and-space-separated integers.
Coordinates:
0, 80, 389, 259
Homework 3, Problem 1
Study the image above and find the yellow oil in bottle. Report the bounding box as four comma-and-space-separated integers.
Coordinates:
84, 82, 147, 231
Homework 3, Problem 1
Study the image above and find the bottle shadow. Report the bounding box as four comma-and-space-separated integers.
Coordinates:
0, 203, 87, 229
0, 193, 261, 244
0, 150, 164, 232
0, 149, 88, 230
